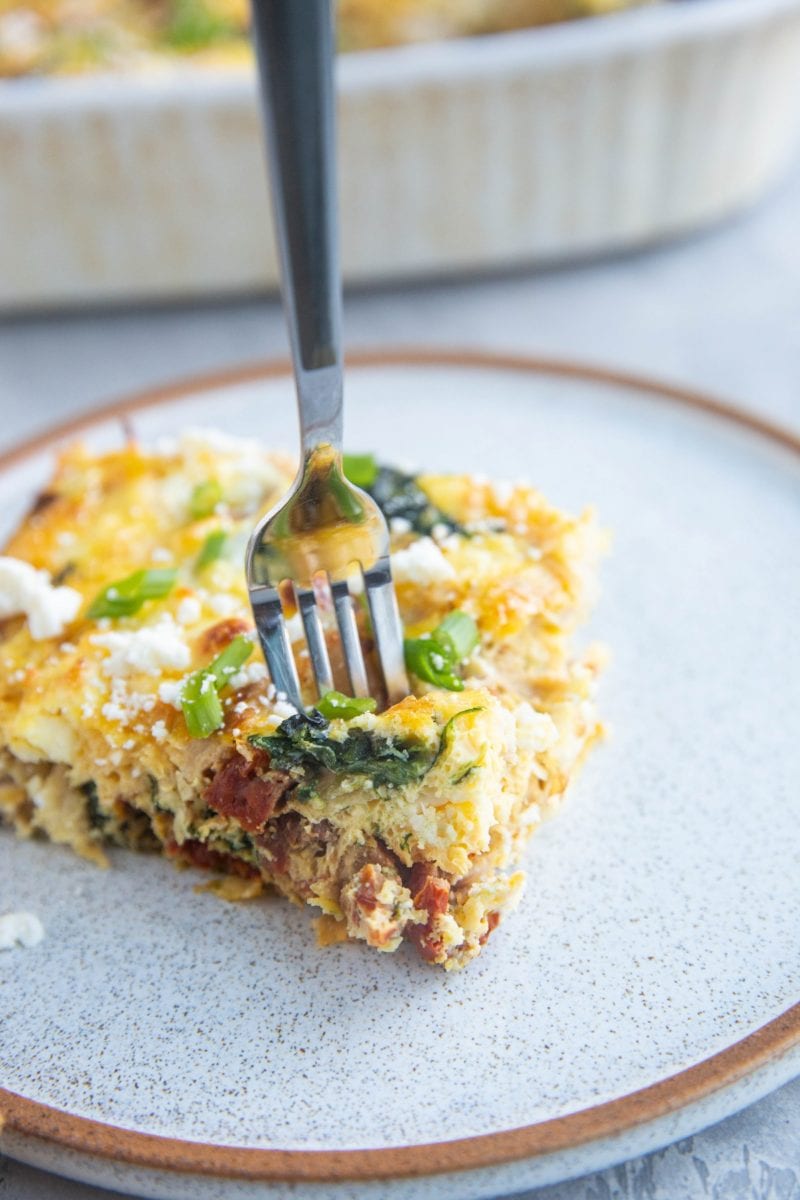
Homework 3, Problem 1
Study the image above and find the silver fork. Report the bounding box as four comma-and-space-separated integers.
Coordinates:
245, 0, 408, 713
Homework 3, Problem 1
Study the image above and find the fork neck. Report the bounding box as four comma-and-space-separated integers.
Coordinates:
297, 365, 343, 460
250, 0, 344, 461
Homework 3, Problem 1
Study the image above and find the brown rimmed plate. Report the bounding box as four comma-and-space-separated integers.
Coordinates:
1, 349, 799, 1200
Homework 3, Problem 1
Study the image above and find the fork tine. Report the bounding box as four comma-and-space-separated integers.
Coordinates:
330, 578, 369, 697
249, 583, 304, 712
363, 556, 409, 706
297, 585, 335, 698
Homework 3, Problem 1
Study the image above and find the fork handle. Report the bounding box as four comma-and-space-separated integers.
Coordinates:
251, 0, 343, 454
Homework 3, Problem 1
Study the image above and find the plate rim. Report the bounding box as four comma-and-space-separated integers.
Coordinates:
1, 346, 798, 1184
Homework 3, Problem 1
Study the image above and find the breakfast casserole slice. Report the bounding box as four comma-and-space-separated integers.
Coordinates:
0, 430, 604, 969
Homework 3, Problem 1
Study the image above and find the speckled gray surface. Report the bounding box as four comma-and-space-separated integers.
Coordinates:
0, 363, 799, 1197
2, 144, 800, 1198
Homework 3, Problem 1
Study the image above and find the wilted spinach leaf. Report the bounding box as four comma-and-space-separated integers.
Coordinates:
80, 780, 109, 831
363, 466, 464, 538
250, 710, 435, 791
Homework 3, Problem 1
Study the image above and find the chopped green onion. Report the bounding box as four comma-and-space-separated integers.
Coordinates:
195, 529, 227, 571
315, 691, 377, 721
205, 635, 253, 687
404, 635, 464, 691
181, 672, 224, 739
189, 479, 223, 520
343, 453, 378, 489
436, 610, 479, 661
404, 610, 479, 691
180, 635, 254, 739
435, 706, 484, 766
87, 568, 177, 619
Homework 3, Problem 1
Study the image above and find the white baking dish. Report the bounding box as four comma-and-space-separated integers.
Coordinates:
2, 0, 800, 311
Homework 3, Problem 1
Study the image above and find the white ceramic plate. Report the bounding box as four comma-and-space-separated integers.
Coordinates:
1, 351, 799, 1200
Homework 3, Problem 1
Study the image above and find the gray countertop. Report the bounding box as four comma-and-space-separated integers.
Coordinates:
1, 144, 800, 1200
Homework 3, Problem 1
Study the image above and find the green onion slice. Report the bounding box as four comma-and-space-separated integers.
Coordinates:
404, 610, 479, 691
87, 568, 178, 620
315, 691, 377, 721
343, 453, 378, 489
205, 635, 253, 687
436, 610, 479, 660
189, 479, 223, 520
404, 635, 464, 691
180, 672, 224, 739
434, 706, 485, 769
195, 529, 227, 571
180, 635, 254, 739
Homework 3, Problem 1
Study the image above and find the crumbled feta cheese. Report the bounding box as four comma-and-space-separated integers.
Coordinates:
229, 660, 268, 690
98, 675, 169, 727
492, 481, 515, 506
151, 547, 173, 564
177, 596, 202, 626
59, 642, 76, 653
272, 699, 298, 721
91, 617, 190, 678
151, 720, 168, 742
157, 680, 184, 708
159, 475, 193, 522
56, 530, 76, 548
0, 912, 44, 951
391, 538, 456, 586
204, 592, 241, 618
176, 428, 282, 514
0, 556, 82, 640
